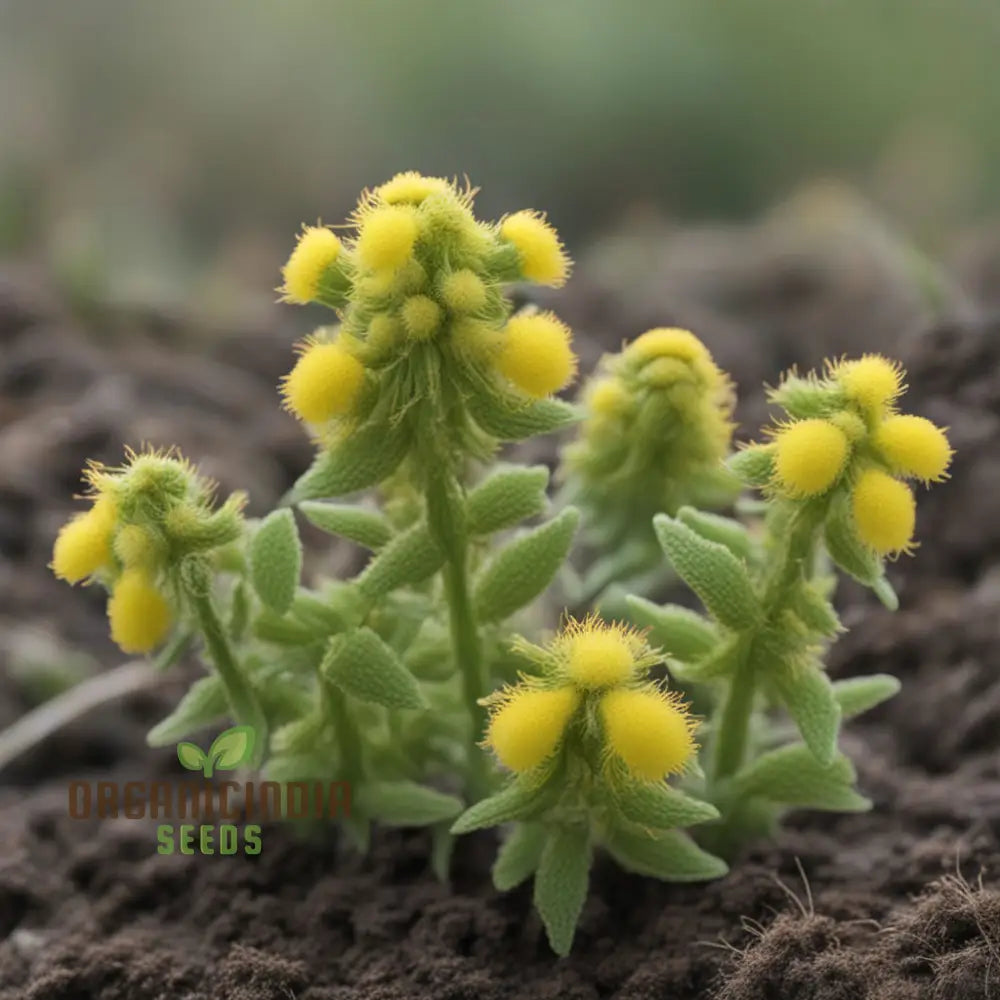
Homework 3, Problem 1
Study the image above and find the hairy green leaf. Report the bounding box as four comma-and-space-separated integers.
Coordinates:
355, 781, 463, 827
823, 493, 884, 588
605, 827, 728, 882
534, 825, 591, 956
474, 508, 580, 623
147, 675, 228, 747
770, 663, 841, 765
469, 391, 580, 441
356, 522, 444, 601
612, 782, 720, 830
832, 674, 900, 720
677, 506, 754, 561
493, 823, 547, 891
466, 465, 550, 535
788, 583, 842, 637
451, 779, 555, 833
624, 596, 719, 661
321, 628, 425, 710
728, 446, 775, 487
653, 515, 759, 630
299, 501, 393, 550
250, 509, 302, 614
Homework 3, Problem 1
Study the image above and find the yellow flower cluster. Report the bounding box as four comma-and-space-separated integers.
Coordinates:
484, 617, 698, 783
277, 172, 579, 428
763, 354, 952, 556
51, 450, 245, 655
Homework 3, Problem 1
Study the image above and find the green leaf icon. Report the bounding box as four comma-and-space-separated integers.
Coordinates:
177, 741, 207, 772
208, 725, 256, 773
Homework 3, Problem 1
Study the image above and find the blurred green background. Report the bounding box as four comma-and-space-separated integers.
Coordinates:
1, 0, 997, 311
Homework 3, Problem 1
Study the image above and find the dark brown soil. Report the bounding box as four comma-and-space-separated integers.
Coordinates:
1, 219, 999, 1000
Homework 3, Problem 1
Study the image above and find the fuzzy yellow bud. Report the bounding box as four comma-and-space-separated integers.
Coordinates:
627, 328, 710, 366
600, 687, 697, 781
566, 628, 636, 690
834, 355, 905, 414
500, 210, 571, 287
773, 419, 850, 497
586, 377, 629, 418
280, 226, 342, 304
400, 294, 442, 340
440, 268, 488, 313
107, 570, 172, 654
356, 205, 419, 273
486, 686, 579, 773
377, 171, 450, 205
51, 495, 117, 583
874, 414, 952, 483
496, 312, 577, 398
280, 341, 365, 424
851, 468, 916, 556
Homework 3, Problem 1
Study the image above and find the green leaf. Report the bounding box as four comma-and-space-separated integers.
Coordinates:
624, 596, 719, 660
451, 779, 556, 833
832, 674, 900, 720
653, 515, 760, 630
788, 583, 842, 638
354, 781, 463, 826
209, 724, 256, 771
250, 510, 302, 614
731, 743, 869, 812
770, 664, 841, 765
252, 610, 317, 646
727, 446, 775, 487
147, 676, 228, 747
290, 420, 409, 501
493, 823, 547, 891
612, 782, 720, 830
677, 506, 754, 561
466, 465, 550, 535
176, 741, 207, 772
298, 501, 393, 550
474, 508, 580, 623
534, 824, 591, 956
604, 827, 728, 882
431, 823, 456, 883
356, 522, 444, 601
469, 391, 580, 441
320, 628, 425, 710
768, 377, 845, 419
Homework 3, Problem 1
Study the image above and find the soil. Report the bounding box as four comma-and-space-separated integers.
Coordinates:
1, 214, 999, 1000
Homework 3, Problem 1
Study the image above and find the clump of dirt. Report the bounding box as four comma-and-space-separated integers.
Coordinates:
1, 217, 998, 999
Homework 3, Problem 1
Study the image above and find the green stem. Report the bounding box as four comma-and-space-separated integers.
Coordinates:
191, 590, 268, 764
710, 505, 822, 783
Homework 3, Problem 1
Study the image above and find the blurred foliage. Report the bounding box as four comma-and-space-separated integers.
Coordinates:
0, 0, 997, 304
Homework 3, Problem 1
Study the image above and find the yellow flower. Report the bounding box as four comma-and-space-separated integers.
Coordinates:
51, 495, 117, 583
356, 204, 419, 273
585, 377, 629, 418
496, 312, 577, 398
627, 328, 710, 366
500, 210, 571, 287
113, 524, 159, 570
851, 467, 916, 556
280, 226, 342, 304
773, 419, 850, 497
377, 171, 450, 205
562, 619, 640, 690
107, 570, 172, 654
280, 340, 365, 424
833, 355, 905, 414
439, 268, 488, 313
486, 686, 579, 772
874, 414, 952, 483
600, 687, 697, 781
400, 294, 442, 340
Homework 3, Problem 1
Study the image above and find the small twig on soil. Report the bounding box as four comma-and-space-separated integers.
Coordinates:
0, 661, 161, 773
